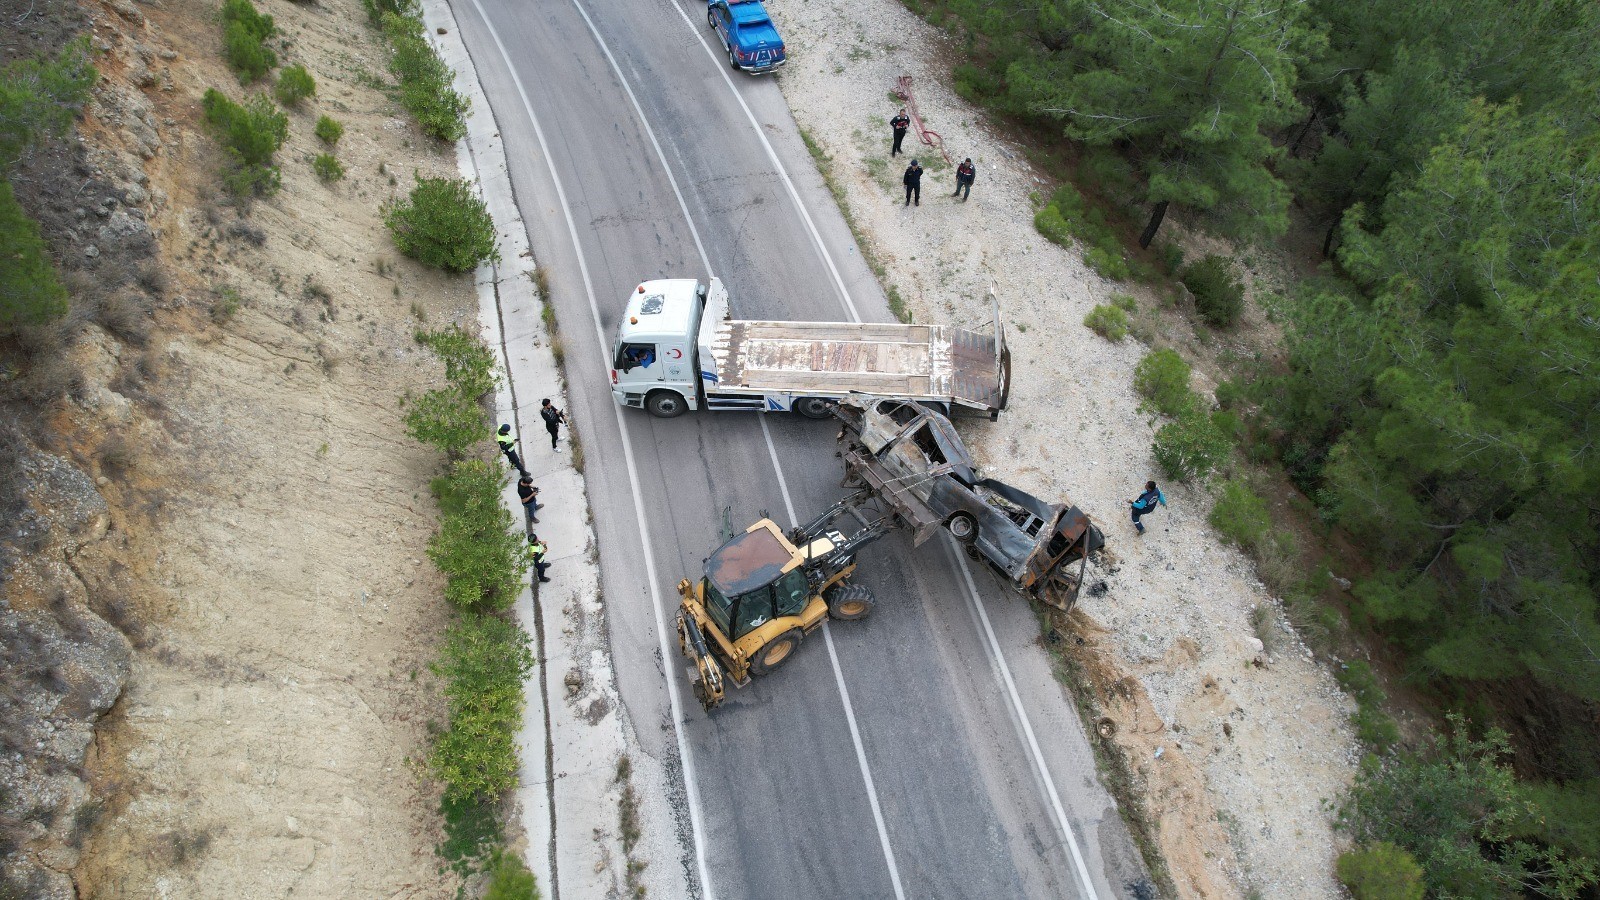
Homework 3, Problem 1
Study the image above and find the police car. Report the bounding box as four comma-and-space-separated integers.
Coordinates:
707, 0, 787, 73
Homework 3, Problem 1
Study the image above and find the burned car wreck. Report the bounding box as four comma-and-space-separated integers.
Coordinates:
834, 395, 1105, 610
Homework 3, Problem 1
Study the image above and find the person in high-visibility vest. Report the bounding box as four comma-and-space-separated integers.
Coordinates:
528, 533, 551, 583
496, 424, 527, 476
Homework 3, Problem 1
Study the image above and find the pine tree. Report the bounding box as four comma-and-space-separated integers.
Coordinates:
1008, 0, 1321, 245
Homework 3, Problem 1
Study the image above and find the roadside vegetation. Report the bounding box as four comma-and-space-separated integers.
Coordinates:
404, 325, 538, 886
901, 0, 1600, 894
385, 176, 499, 273
363, 0, 470, 141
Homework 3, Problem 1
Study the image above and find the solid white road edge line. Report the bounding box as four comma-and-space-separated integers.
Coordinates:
557, 1, 907, 893
454, 2, 716, 896
952, 543, 1102, 900
665, 4, 1103, 896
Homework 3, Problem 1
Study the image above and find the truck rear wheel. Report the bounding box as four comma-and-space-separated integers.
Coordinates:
827, 584, 875, 621
750, 629, 801, 676
794, 396, 834, 419
946, 511, 978, 543
646, 391, 688, 418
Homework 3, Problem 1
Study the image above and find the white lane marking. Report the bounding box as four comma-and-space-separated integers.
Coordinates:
664, 1, 861, 322
760, 419, 907, 900
952, 544, 1102, 900
457, 2, 716, 896
667, 5, 1103, 896
558, 0, 906, 894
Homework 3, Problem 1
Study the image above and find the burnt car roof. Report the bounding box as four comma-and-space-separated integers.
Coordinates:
837, 395, 976, 483
705, 521, 798, 596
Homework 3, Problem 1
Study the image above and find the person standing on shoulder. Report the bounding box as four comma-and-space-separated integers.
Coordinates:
517, 476, 540, 531
540, 398, 567, 450
903, 159, 923, 207
528, 533, 551, 583
496, 424, 527, 476
890, 108, 910, 157
954, 157, 975, 201
1128, 480, 1167, 535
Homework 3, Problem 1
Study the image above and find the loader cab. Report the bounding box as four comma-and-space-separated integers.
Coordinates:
702, 521, 810, 639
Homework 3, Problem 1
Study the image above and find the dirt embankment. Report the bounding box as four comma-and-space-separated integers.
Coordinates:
3, 0, 485, 894
770, 2, 1361, 897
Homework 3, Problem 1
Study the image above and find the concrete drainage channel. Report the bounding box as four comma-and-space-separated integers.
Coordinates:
422, 4, 688, 897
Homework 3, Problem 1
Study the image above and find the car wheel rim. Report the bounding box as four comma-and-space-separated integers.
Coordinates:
765, 640, 792, 666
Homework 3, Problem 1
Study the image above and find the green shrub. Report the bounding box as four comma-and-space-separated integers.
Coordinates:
314, 114, 344, 145
1209, 477, 1271, 550
361, 0, 416, 24
222, 21, 276, 82
201, 89, 288, 195
220, 0, 277, 82
416, 325, 498, 399
1336, 843, 1424, 900
1157, 242, 1185, 275
1083, 303, 1129, 341
1153, 409, 1232, 482
1083, 245, 1131, 281
429, 613, 534, 800
1336, 660, 1400, 751
0, 38, 98, 165
274, 64, 316, 105
483, 849, 541, 900
428, 460, 532, 612
385, 176, 499, 273
1340, 714, 1599, 899
0, 179, 69, 329
380, 11, 469, 141
1133, 349, 1193, 417
311, 153, 344, 181
1214, 378, 1244, 409
404, 387, 481, 457
1182, 255, 1244, 327
1111, 293, 1137, 312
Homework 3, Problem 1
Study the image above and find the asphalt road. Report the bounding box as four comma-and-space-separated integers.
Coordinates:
450, 0, 1149, 896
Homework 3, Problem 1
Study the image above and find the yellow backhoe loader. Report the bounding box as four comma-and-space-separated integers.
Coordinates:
675, 492, 892, 711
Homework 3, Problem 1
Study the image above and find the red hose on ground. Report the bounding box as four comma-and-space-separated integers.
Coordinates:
893, 75, 951, 166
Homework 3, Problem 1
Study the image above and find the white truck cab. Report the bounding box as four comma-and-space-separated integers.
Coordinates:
611, 277, 717, 418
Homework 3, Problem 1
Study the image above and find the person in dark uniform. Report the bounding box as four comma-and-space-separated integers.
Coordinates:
903, 159, 923, 207
890, 108, 910, 157
954, 157, 975, 200
517, 476, 540, 531
540, 398, 567, 450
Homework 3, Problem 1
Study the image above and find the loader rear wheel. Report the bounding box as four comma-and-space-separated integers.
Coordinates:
750, 630, 801, 676
794, 396, 835, 419
646, 391, 687, 418
827, 584, 875, 621
946, 511, 978, 543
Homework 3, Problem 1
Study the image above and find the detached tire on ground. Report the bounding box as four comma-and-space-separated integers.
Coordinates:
749, 629, 801, 676
946, 511, 978, 543
646, 391, 687, 418
794, 396, 834, 419
827, 584, 875, 621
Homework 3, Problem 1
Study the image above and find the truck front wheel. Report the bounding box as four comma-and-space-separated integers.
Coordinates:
750, 630, 801, 676
646, 391, 688, 418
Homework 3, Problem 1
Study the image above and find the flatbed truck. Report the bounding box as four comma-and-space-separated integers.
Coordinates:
609, 277, 1009, 418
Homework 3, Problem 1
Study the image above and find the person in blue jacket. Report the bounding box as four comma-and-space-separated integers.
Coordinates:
1128, 480, 1167, 535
